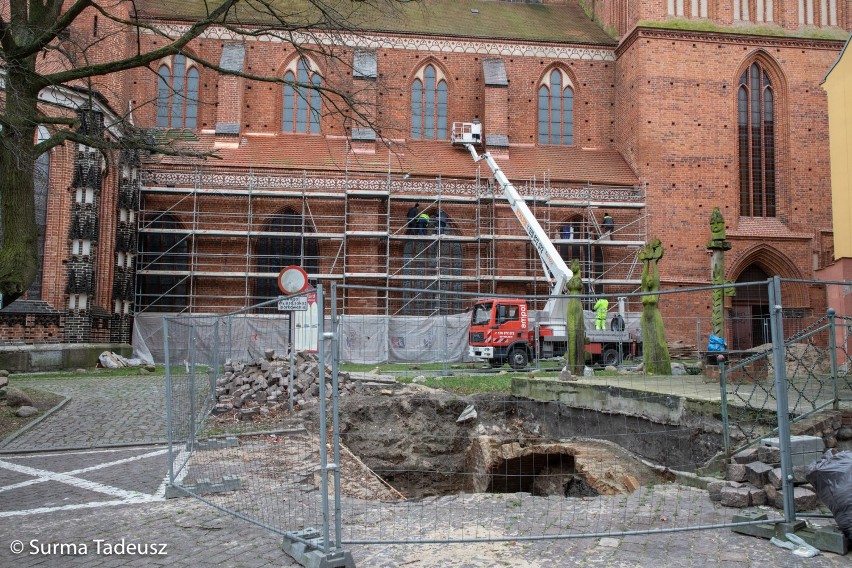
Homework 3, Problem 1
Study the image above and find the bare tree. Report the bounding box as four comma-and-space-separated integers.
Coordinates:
0, 0, 411, 307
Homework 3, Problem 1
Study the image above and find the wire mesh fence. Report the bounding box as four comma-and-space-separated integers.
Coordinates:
163, 278, 851, 565
164, 290, 348, 561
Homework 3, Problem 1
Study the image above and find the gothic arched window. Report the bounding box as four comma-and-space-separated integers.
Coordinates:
738, 62, 776, 218
156, 54, 199, 129
283, 58, 322, 134
254, 209, 319, 303
411, 64, 448, 140
538, 69, 574, 145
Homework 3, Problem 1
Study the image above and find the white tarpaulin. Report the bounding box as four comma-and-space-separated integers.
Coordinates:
133, 313, 292, 365
135, 311, 474, 365
339, 313, 472, 364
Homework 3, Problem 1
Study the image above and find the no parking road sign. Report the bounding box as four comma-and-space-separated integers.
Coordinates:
276, 265, 318, 352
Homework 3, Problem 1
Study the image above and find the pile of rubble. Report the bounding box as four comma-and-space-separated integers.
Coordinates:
708, 438, 822, 511
213, 351, 354, 419
747, 341, 835, 378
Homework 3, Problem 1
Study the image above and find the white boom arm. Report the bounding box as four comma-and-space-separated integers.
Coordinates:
461, 143, 573, 300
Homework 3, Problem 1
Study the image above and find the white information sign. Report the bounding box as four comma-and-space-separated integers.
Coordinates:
294, 290, 318, 353
277, 296, 309, 311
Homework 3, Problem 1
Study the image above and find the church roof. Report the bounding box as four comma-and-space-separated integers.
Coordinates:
152, 135, 639, 187
135, 0, 616, 46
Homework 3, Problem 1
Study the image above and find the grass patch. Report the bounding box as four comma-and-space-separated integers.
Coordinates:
397, 374, 513, 395
0, 387, 65, 440
12, 366, 165, 381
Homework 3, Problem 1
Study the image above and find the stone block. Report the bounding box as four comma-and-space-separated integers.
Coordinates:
726, 463, 748, 482
732, 447, 759, 464
720, 486, 751, 508
763, 436, 825, 467
748, 486, 766, 506
768, 467, 783, 489
792, 465, 810, 484
707, 480, 725, 501
792, 486, 819, 512
747, 461, 773, 487
764, 483, 783, 509
757, 445, 781, 465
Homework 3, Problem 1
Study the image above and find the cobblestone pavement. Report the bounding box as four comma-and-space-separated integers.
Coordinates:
0, 375, 849, 567
2, 376, 167, 451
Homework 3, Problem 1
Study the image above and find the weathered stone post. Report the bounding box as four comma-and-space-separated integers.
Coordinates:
640, 239, 671, 375
707, 207, 734, 342
565, 259, 586, 375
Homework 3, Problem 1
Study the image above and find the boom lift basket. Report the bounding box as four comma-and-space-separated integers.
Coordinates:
451, 121, 482, 146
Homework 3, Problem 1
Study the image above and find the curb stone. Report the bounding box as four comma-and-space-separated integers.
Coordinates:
0, 395, 70, 448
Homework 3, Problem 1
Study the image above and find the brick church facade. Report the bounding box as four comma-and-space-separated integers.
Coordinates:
3, 0, 849, 351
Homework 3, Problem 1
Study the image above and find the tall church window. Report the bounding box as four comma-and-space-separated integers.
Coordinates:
538, 69, 574, 145
283, 58, 322, 134
738, 63, 776, 218
798, 0, 836, 25
254, 209, 319, 303
411, 64, 448, 140
156, 55, 199, 129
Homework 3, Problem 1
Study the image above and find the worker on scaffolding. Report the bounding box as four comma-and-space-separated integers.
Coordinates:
417, 210, 431, 235
602, 212, 614, 239
407, 203, 420, 235
435, 209, 448, 235
593, 297, 609, 330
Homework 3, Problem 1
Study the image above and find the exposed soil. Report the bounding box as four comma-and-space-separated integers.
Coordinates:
0, 386, 65, 440
320, 383, 691, 499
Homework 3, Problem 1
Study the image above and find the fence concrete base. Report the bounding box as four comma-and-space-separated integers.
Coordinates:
281, 530, 355, 568
731, 511, 849, 555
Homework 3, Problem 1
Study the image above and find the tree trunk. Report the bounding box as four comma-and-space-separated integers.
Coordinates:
566, 297, 586, 375
641, 307, 672, 375
0, 65, 40, 306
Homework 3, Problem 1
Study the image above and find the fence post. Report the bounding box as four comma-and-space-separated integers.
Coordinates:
828, 308, 839, 410
316, 284, 331, 553
330, 283, 344, 551
189, 320, 197, 448
289, 312, 295, 414
210, 318, 220, 406
164, 317, 174, 484
768, 276, 796, 524
718, 354, 730, 458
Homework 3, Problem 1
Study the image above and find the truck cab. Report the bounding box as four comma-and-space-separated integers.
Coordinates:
468, 298, 534, 369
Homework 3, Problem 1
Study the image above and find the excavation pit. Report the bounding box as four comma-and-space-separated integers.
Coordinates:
334, 385, 718, 500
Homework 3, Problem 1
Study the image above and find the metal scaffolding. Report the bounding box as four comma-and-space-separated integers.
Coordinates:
136, 163, 648, 316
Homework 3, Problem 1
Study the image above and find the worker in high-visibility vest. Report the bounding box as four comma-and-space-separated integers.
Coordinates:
417, 211, 430, 235
593, 297, 609, 330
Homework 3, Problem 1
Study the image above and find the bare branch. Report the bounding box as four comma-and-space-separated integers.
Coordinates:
37, 0, 241, 89
8, 0, 92, 61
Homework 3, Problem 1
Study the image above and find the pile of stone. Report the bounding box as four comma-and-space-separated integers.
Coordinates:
708, 436, 824, 511
213, 351, 354, 419
0, 374, 40, 418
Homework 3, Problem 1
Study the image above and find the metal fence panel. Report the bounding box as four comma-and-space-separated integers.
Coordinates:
164, 290, 347, 565
331, 283, 792, 546
166, 278, 852, 562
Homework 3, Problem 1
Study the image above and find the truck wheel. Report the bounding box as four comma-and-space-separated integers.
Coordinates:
508, 349, 529, 370
602, 348, 620, 366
